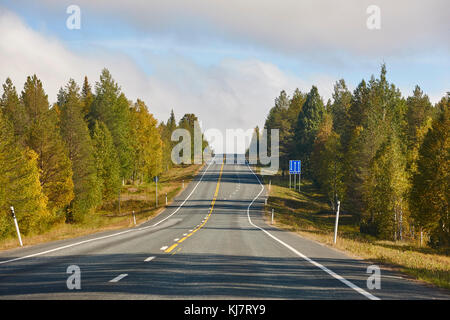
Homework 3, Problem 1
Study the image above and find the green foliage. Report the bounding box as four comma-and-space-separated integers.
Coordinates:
363, 134, 409, 239
92, 121, 121, 201
264, 89, 305, 173
20, 75, 74, 212
311, 114, 345, 211
1, 78, 28, 144
0, 111, 49, 237
0, 69, 209, 242
410, 95, 449, 248
294, 86, 325, 177
130, 99, 163, 182
178, 113, 208, 163
89, 69, 133, 178
261, 65, 449, 248
81, 76, 94, 118
330, 79, 352, 138
59, 79, 102, 222
160, 109, 178, 172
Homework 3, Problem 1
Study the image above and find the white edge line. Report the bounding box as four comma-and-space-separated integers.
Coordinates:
245, 163, 380, 301
0, 158, 218, 266
144, 256, 155, 262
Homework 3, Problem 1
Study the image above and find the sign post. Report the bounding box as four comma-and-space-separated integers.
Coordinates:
298, 161, 301, 193
289, 160, 301, 192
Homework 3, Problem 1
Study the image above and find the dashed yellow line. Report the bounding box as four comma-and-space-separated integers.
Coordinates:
164, 161, 224, 253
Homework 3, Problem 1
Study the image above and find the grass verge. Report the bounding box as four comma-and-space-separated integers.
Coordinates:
0, 164, 202, 251
261, 173, 450, 290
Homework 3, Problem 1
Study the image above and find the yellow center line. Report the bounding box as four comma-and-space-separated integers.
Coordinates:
165, 161, 224, 253
165, 243, 178, 253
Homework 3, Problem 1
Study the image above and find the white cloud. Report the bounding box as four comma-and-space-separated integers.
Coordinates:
0, 9, 337, 153
0, 8, 146, 103
39, 0, 450, 60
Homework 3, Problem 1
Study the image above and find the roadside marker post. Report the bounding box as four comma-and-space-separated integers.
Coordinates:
155, 176, 158, 207
132, 210, 136, 226
271, 208, 274, 225
333, 201, 341, 245
118, 189, 121, 215
10, 206, 23, 247
165, 193, 168, 205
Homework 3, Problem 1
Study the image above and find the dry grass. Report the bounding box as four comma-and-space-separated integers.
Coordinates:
0, 164, 202, 251
262, 174, 450, 290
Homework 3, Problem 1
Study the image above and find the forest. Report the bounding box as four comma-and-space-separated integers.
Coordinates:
0, 68, 206, 239
257, 65, 449, 249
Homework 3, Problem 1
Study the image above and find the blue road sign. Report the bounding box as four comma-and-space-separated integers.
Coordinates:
289, 160, 301, 174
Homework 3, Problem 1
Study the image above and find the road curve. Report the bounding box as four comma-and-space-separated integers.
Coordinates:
0, 156, 449, 299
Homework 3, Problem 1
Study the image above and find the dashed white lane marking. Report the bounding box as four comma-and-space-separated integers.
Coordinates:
144, 256, 156, 262
109, 274, 128, 283
183, 233, 188, 236
189, 230, 193, 232
174, 238, 179, 242
160, 246, 168, 251
383, 275, 404, 280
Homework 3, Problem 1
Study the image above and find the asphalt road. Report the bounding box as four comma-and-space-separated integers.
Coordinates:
0, 155, 449, 300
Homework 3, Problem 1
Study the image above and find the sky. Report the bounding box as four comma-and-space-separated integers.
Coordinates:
0, 0, 449, 153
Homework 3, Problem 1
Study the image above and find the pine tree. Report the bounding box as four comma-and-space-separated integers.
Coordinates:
92, 121, 121, 201
264, 91, 292, 173
343, 66, 407, 230
330, 79, 352, 138
405, 86, 433, 173
0, 111, 49, 236
81, 76, 94, 118
160, 109, 177, 171
410, 94, 449, 248
59, 79, 101, 222
179, 113, 201, 163
1, 78, 28, 144
294, 86, 325, 177
89, 69, 133, 179
246, 126, 260, 164
311, 114, 345, 211
20, 75, 74, 212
